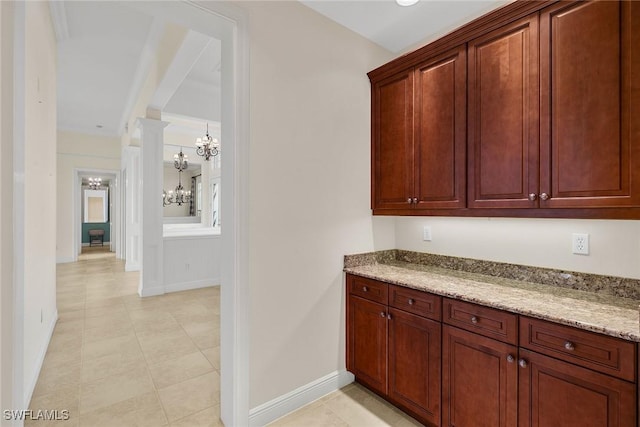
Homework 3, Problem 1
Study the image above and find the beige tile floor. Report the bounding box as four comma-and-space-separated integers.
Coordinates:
27, 248, 222, 426
30, 247, 423, 427
267, 383, 424, 427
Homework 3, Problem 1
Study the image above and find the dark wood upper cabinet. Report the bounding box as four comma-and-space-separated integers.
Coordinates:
468, 14, 539, 208
372, 46, 466, 212
369, 0, 640, 218
372, 71, 414, 210
414, 46, 467, 209
539, 0, 640, 208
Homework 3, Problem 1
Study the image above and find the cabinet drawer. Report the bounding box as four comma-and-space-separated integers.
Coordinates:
520, 317, 636, 382
389, 285, 441, 321
347, 274, 388, 304
443, 298, 517, 344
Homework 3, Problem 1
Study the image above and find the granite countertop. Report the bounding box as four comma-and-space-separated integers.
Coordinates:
344, 252, 640, 342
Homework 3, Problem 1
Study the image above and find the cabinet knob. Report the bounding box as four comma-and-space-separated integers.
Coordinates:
412, 197, 418, 204
540, 192, 550, 201
408, 298, 415, 305
506, 354, 515, 363
471, 316, 478, 324
387, 313, 392, 320
528, 193, 537, 201
407, 198, 413, 204
380, 311, 386, 318
362, 286, 368, 292
518, 359, 528, 368
564, 341, 575, 351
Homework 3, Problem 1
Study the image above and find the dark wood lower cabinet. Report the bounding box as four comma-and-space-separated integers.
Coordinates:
518, 349, 636, 427
347, 274, 638, 427
388, 308, 441, 426
442, 325, 518, 427
347, 295, 387, 396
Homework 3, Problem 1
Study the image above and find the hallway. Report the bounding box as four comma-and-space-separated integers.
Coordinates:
27, 250, 221, 426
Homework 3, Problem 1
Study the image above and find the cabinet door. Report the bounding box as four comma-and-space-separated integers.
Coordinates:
414, 45, 466, 209
372, 70, 414, 210
468, 14, 539, 208
539, 1, 640, 208
518, 349, 636, 427
347, 295, 388, 395
443, 325, 518, 427
388, 308, 441, 426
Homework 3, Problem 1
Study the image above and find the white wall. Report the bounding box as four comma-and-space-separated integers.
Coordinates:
23, 0, 57, 405
0, 0, 13, 413
395, 217, 640, 279
57, 130, 121, 262
163, 234, 221, 291
241, 1, 395, 409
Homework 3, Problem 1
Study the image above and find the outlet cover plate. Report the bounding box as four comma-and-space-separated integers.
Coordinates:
572, 233, 589, 255
423, 226, 432, 241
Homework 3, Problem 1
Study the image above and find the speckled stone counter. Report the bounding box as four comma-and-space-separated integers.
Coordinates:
344, 250, 640, 342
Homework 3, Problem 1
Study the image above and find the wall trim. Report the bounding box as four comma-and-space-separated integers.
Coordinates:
56, 256, 75, 264
24, 310, 58, 406
165, 280, 219, 294
248, 370, 355, 427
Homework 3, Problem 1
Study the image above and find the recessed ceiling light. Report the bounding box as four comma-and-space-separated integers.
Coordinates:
396, 0, 419, 5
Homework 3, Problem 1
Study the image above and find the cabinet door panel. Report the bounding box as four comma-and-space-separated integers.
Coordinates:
388, 308, 441, 426
540, 0, 640, 208
348, 296, 388, 395
373, 71, 414, 210
468, 15, 539, 208
519, 349, 636, 427
415, 46, 466, 209
443, 325, 518, 427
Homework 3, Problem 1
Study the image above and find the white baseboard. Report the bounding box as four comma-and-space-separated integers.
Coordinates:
165, 279, 220, 294
56, 256, 75, 264
24, 310, 58, 406
125, 262, 140, 272
138, 286, 165, 298
81, 242, 111, 247
248, 370, 355, 427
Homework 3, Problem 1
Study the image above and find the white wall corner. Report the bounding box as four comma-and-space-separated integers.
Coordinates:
248, 370, 354, 427
23, 310, 57, 407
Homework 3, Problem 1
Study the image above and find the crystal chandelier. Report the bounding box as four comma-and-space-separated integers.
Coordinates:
195, 123, 219, 161
88, 177, 102, 190
163, 149, 191, 207
173, 148, 188, 171
163, 169, 191, 207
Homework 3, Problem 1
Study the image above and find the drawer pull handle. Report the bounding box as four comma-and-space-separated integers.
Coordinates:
564, 341, 575, 351
471, 316, 478, 324
506, 354, 515, 363
408, 298, 415, 305
380, 311, 386, 318
518, 359, 528, 368
362, 286, 368, 292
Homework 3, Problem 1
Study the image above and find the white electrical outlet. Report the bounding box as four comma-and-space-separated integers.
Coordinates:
572, 233, 589, 255
423, 226, 432, 241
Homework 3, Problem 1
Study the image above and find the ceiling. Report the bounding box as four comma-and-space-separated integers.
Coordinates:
300, 0, 511, 53
54, 1, 510, 138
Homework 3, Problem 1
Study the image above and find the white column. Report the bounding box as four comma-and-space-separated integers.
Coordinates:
123, 146, 141, 272
138, 118, 169, 297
